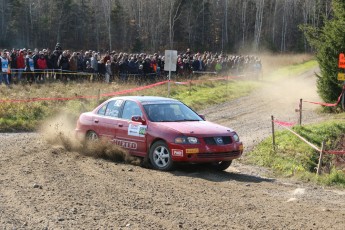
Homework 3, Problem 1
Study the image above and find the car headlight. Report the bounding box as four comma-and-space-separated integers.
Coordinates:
174, 136, 199, 144
233, 133, 240, 142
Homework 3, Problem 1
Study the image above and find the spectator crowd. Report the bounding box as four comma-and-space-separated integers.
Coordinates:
0, 44, 262, 86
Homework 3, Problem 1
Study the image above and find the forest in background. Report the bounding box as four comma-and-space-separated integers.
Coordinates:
0, 0, 332, 53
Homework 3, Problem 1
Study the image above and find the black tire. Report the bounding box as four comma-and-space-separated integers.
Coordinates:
86, 130, 99, 142
149, 141, 174, 171
210, 160, 232, 171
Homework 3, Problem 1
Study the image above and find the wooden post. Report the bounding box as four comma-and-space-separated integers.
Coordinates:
316, 141, 326, 175
271, 115, 276, 152
341, 84, 345, 111
299, 98, 303, 126
189, 81, 192, 96
97, 89, 101, 104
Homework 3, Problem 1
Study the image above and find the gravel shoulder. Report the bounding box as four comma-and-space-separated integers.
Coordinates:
1, 69, 345, 229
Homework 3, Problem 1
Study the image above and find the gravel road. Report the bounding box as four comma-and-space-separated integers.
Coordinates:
1, 68, 344, 229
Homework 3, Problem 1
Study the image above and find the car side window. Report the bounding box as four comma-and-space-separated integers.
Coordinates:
105, 100, 123, 117
121, 101, 142, 120
97, 104, 107, 115
98, 100, 123, 117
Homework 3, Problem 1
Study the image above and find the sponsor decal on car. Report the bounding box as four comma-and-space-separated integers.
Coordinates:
128, 123, 147, 137
186, 148, 199, 154
112, 139, 137, 149
172, 149, 184, 157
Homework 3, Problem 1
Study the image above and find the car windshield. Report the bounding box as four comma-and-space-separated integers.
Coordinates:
143, 102, 203, 122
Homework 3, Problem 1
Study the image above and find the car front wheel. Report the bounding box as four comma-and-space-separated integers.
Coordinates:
149, 141, 174, 171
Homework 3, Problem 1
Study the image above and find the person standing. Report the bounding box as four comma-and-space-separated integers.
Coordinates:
105, 60, 112, 83
10, 49, 18, 84
0, 51, 10, 86
58, 51, 70, 82
90, 52, 99, 81
37, 52, 48, 83
16, 50, 25, 83
69, 52, 78, 81
25, 51, 35, 85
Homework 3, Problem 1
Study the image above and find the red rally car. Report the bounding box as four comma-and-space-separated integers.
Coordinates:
75, 96, 243, 171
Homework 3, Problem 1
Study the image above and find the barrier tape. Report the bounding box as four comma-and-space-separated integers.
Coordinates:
325, 150, 345, 155
274, 118, 345, 155
303, 85, 345, 107
273, 120, 296, 127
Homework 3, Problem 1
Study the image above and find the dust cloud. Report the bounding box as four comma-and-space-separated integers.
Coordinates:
39, 112, 139, 164
256, 54, 321, 118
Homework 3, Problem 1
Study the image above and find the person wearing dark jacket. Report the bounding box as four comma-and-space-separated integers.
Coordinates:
25, 51, 35, 85
119, 57, 128, 82
58, 51, 70, 82
10, 50, 17, 84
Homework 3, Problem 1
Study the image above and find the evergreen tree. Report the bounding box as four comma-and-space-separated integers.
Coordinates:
302, 0, 345, 104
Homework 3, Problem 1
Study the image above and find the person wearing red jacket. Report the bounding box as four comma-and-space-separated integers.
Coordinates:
36, 52, 47, 83
16, 50, 25, 83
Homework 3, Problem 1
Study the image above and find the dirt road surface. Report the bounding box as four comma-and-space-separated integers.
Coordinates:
1, 69, 345, 229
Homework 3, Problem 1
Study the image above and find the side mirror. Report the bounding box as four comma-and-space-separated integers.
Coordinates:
199, 114, 206, 120
131, 115, 146, 124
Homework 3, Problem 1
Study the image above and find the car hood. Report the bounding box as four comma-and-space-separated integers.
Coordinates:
154, 121, 234, 135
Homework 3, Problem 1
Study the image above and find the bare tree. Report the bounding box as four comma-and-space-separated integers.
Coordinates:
241, 0, 248, 49
101, 0, 113, 51
168, 0, 183, 49
253, 0, 265, 51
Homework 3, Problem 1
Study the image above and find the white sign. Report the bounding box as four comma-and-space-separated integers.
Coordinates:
128, 123, 147, 137
164, 50, 177, 72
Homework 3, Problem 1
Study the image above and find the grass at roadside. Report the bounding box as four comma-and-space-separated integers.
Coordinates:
246, 121, 345, 187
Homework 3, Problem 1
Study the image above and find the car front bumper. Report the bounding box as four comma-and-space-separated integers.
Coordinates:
168, 142, 243, 163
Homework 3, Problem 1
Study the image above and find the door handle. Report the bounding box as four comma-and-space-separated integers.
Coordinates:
94, 119, 99, 123
118, 124, 123, 127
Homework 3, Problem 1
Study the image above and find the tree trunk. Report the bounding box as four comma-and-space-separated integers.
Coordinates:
241, 0, 248, 49
254, 0, 264, 51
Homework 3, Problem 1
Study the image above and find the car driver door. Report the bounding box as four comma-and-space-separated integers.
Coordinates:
114, 100, 147, 157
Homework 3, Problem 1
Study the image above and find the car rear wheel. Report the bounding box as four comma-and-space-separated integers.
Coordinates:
149, 141, 174, 171
210, 160, 232, 171
86, 130, 99, 141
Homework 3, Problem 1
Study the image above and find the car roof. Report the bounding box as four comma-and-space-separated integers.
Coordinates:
108, 96, 180, 104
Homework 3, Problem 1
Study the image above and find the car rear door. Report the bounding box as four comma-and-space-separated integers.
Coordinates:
114, 100, 147, 157
92, 100, 123, 140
